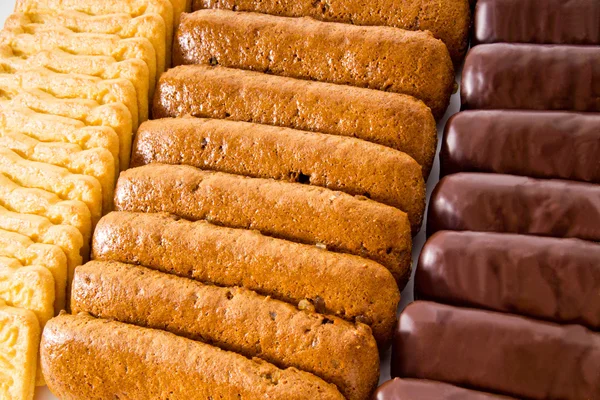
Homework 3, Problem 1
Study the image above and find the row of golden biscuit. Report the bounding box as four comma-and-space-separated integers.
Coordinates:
0, 0, 184, 398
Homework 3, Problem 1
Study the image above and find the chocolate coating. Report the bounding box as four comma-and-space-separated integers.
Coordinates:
427, 172, 600, 241
461, 44, 600, 112
392, 301, 600, 400
416, 231, 600, 329
374, 378, 515, 400
440, 110, 600, 182
474, 0, 600, 45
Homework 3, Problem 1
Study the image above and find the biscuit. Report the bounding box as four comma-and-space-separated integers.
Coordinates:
41, 313, 345, 399
0, 129, 115, 214
6, 11, 167, 76
0, 63, 139, 130
0, 229, 65, 314
72, 260, 379, 400
0, 257, 23, 269
0, 104, 120, 175
0, 148, 104, 224
154, 65, 438, 176
174, 10, 454, 119
0, 174, 92, 252
15, 0, 174, 65
0, 300, 40, 400
133, 117, 426, 231
0, 89, 132, 169
0, 205, 83, 291
93, 212, 400, 346
193, 0, 470, 65
0, 43, 149, 121
114, 164, 413, 287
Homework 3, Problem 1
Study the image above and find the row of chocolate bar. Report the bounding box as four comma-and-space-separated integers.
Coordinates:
376, 0, 600, 399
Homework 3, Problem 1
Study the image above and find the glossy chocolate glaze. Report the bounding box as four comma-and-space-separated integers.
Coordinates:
440, 110, 600, 182
427, 173, 600, 241
416, 231, 600, 329
474, 0, 600, 45
461, 44, 600, 112
392, 301, 600, 400
374, 378, 515, 400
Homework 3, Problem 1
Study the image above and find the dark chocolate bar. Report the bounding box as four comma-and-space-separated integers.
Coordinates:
461, 44, 600, 112
416, 231, 600, 329
427, 172, 600, 241
392, 301, 600, 400
375, 378, 515, 400
474, 0, 600, 46
440, 110, 600, 182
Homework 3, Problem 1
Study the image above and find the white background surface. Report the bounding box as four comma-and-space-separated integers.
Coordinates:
0, 1, 462, 397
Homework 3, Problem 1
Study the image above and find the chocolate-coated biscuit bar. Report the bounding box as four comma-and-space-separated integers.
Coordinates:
392, 301, 600, 400
474, 0, 600, 46
440, 110, 600, 182
427, 172, 600, 241
416, 231, 600, 329
375, 378, 515, 400
461, 44, 600, 112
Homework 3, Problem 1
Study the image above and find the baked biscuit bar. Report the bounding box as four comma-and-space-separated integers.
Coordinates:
41, 314, 345, 399
193, 0, 470, 65
15, 0, 175, 63
92, 212, 400, 346
174, 10, 454, 119
114, 164, 413, 286
6, 10, 167, 76
0, 229, 65, 314
154, 65, 438, 176
0, 174, 92, 252
133, 118, 426, 231
0, 300, 40, 400
72, 261, 379, 400
0, 205, 83, 291
0, 89, 132, 170
0, 148, 103, 224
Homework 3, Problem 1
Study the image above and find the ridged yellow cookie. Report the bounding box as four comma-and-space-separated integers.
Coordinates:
0, 300, 40, 400
0, 148, 104, 224
0, 174, 92, 256
0, 43, 149, 120
1, 23, 155, 108
0, 89, 132, 170
0, 205, 83, 290
0, 229, 64, 314
0, 105, 120, 174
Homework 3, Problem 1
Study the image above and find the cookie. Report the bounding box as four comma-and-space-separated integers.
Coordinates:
0, 228, 65, 314
0, 300, 40, 400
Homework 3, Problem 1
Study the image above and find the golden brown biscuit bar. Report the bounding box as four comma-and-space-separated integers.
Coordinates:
72, 261, 379, 400
0, 205, 83, 289
0, 104, 120, 175
0, 174, 92, 255
0, 300, 40, 400
154, 65, 438, 176
0, 89, 132, 170
0, 148, 103, 224
133, 117, 426, 231
0, 63, 139, 129
6, 11, 167, 76
174, 10, 454, 119
0, 229, 67, 312
0, 43, 149, 121
92, 212, 399, 346
15, 0, 174, 64
0, 129, 115, 214
193, 0, 470, 65
42, 313, 345, 399
2, 20, 156, 97
114, 164, 413, 286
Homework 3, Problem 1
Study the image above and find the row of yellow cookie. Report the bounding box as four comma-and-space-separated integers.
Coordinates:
0, 1, 186, 399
